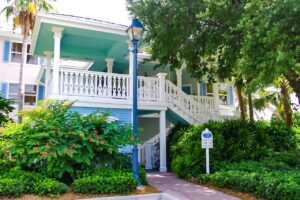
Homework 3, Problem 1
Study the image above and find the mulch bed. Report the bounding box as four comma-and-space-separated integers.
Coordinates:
0, 185, 160, 200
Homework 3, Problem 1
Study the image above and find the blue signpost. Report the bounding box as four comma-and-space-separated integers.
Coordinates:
126, 19, 145, 185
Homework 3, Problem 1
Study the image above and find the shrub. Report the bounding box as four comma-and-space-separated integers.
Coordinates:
73, 169, 137, 194
0, 178, 24, 196
266, 118, 298, 151
0, 94, 14, 126
75, 167, 147, 185
34, 178, 68, 197
170, 119, 299, 176
2, 100, 133, 178
198, 169, 300, 200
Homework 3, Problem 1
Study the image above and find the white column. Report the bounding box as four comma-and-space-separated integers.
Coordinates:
157, 73, 167, 103
106, 58, 114, 73
213, 83, 219, 110
128, 44, 133, 100
44, 51, 52, 98
145, 142, 153, 170
52, 27, 64, 95
197, 82, 201, 96
159, 110, 167, 172
175, 68, 182, 89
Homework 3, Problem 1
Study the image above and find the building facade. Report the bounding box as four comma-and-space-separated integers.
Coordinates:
0, 13, 237, 172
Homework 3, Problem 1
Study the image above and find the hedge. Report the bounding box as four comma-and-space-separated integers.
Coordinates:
73, 169, 138, 194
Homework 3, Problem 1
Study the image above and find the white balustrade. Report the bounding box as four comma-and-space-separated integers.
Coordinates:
190, 95, 215, 110
138, 76, 160, 102
60, 70, 130, 99
166, 80, 213, 122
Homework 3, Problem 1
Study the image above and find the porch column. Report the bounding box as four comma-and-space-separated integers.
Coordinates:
52, 27, 64, 95
213, 83, 219, 110
175, 68, 182, 89
159, 110, 167, 172
44, 51, 53, 98
106, 58, 114, 73
157, 73, 167, 103
197, 82, 201, 96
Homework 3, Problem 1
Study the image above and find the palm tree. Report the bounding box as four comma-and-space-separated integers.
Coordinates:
254, 77, 293, 127
2, 0, 54, 123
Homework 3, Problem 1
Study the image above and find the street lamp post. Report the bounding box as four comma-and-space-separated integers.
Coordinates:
126, 19, 145, 185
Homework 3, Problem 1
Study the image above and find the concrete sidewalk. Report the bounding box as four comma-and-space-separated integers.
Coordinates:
147, 173, 240, 200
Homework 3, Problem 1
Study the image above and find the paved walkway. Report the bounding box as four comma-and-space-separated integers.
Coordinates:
147, 173, 240, 200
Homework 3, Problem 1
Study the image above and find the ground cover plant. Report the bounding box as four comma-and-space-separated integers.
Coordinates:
0, 99, 147, 197
169, 119, 300, 200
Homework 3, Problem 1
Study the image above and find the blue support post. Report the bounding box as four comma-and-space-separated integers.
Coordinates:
131, 39, 140, 185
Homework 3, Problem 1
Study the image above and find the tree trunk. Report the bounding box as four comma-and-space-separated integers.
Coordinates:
236, 85, 246, 120
285, 69, 300, 105
17, 31, 28, 124
280, 80, 293, 127
248, 93, 254, 122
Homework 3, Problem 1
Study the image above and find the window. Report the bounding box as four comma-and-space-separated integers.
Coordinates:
10, 42, 38, 65
206, 83, 213, 97
8, 83, 37, 106
218, 85, 228, 105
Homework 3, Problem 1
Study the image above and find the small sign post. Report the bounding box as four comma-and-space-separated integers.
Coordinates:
201, 128, 213, 174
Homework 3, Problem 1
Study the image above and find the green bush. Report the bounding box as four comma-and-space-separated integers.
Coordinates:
266, 118, 298, 151
73, 169, 137, 194
0, 168, 68, 197
2, 100, 133, 178
199, 170, 300, 200
170, 119, 299, 177
0, 178, 24, 196
75, 167, 148, 185
34, 178, 68, 197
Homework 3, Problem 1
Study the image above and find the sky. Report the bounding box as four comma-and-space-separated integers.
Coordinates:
53, 0, 131, 25
0, 0, 132, 26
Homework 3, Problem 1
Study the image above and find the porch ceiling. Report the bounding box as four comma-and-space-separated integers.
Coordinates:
34, 23, 129, 59
32, 14, 130, 72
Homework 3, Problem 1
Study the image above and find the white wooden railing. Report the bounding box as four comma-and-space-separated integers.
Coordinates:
60, 69, 130, 99
190, 95, 215, 110
166, 80, 214, 123
138, 76, 160, 102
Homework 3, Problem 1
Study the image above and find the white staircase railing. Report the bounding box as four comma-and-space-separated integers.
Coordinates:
166, 80, 216, 124
140, 134, 160, 170
190, 95, 215, 110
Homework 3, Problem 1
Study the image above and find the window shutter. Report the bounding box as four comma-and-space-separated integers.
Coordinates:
3, 40, 11, 63
1, 82, 8, 98
39, 57, 45, 65
37, 85, 45, 102
201, 82, 207, 96
228, 85, 234, 106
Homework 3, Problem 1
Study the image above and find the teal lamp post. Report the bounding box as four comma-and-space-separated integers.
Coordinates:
126, 18, 145, 184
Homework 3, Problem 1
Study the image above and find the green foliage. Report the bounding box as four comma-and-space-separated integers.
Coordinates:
34, 178, 68, 197
0, 178, 24, 196
239, 0, 300, 96
73, 168, 137, 194
199, 170, 300, 200
75, 166, 147, 185
0, 168, 67, 197
170, 119, 298, 177
0, 94, 14, 126
2, 100, 133, 179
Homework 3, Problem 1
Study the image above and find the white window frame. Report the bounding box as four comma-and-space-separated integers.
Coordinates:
9, 41, 41, 66
7, 83, 38, 106
218, 84, 229, 105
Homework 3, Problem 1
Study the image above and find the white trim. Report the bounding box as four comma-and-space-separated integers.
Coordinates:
48, 94, 168, 111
